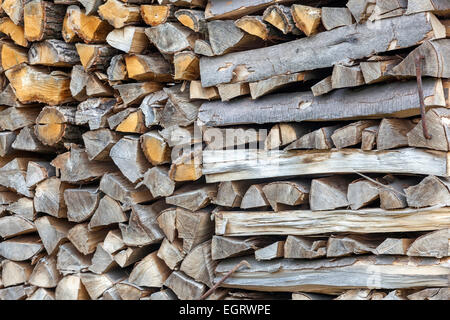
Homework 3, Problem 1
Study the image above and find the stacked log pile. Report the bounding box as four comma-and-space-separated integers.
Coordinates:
0, 0, 449, 301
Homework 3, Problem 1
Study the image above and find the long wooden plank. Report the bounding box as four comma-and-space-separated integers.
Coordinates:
199, 13, 445, 87
198, 79, 445, 127
203, 148, 449, 183
214, 206, 450, 236
214, 255, 450, 294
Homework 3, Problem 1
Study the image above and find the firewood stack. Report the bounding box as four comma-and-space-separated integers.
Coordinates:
0, 0, 448, 301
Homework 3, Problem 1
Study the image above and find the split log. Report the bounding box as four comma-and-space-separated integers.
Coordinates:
379, 175, 417, 210
29, 40, 79, 67
235, 16, 284, 41
23, 0, 65, 42
35, 106, 80, 146
114, 110, 147, 134
194, 39, 213, 56
285, 125, 339, 150
125, 53, 173, 82
66, 5, 113, 43
7, 198, 36, 221
189, 80, 219, 100
157, 238, 185, 270
55, 275, 89, 300
376, 118, 415, 150
198, 79, 446, 127
407, 288, 450, 301
103, 230, 126, 254
406, 229, 449, 258
360, 56, 400, 84
0, 107, 40, 131
292, 292, 332, 300
262, 180, 310, 211
0, 41, 28, 71
214, 255, 450, 294
26, 161, 55, 189
331, 64, 365, 89
106, 27, 149, 54
140, 131, 171, 165
78, 0, 102, 15
34, 177, 71, 218
89, 195, 127, 229
114, 247, 152, 268
140, 5, 174, 27
215, 206, 450, 236
291, 4, 322, 36
368, 0, 407, 21
284, 236, 327, 259
56, 243, 91, 275
263, 5, 299, 35
166, 184, 216, 211
0, 132, 15, 157
405, 175, 450, 208
160, 124, 201, 148
407, 108, 450, 151
1, 260, 33, 287
107, 55, 128, 81
255, 241, 284, 261
240, 184, 270, 209
180, 239, 216, 287
62, 9, 80, 43
5, 64, 73, 105
141, 166, 175, 198
2, 0, 24, 25
76, 43, 118, 71
213, 181, 251, 208
0, 216, 36, 239
156, 208, 178, 243
0, 236, 43, 261
80, 270, 128, 300
69, 65, 89, 101
176, 208, 213, 253
145, 22, 198, 55
326, 235, 381, 257
175, 9, 206, 33
67, 223, 109, 255
0, 17, 28, 47
64, 187, 100, 223
311, 76, 332, 96
0, 158, 35, 197
110, 135, 151, 183
113, 82, 164, 106
164, 271, 205, 300
0, 285, 27, 300
406, 0, 450, 16
129, 251, 170, 288
217, 82, 250, 101
12, 126, 55, 153
346, 0, 376, 23
361, 125, 379, 150
347, 178, 379, 210
28, 256, 61, 288
160, 84, 202, 128
98, 0, 141, 29
202, 148, 449, 183
321, 7, 353, 30
82, 129, 121, 161
174, 51, 199, 80
211, 236, 272, 261
310, 176, 351, 211
51, 147, 116, 184
330, 120, 378, 149
35, 216, 73, 255
199, 13, 445, 87
374, 238, 414, 255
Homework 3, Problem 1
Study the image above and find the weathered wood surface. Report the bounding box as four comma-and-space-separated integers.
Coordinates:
215, 206, 450, 236
198, 79, 446, 126
202, 148, 449, 182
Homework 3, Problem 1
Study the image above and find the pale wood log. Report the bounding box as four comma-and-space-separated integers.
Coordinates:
405, 175, 450, 208
331, 64, 365, 89
55, 275, 89, 300
0, 158, 35, 197
160, 84, 202, 128
331, 120, 378, 149
202, 148, 449, 183
346, 0, 376, 23
103, 230, 126, 254
240, 184, 270, 209
106, 26, 149, 54
368, 0, 407, 21
80, 270, 128, 300
311, 76, 332, 96
335, 289, 379, 300
1, 260, 33, 287
107, 108, 138, 130
56, 242, 91, 275
164, 270, 205, 300
407, 108, 450, 151
24, 0, 65, 42
156, 208, 178, 243
235, 15, 284, 41
321, 7, 353, 30
379, 175, 417, 210
141, 166, 176, 198
166, 184, 217, 211
407, 288, 450, 300
68, 223, 109, 255
114, 246, 152, 268
85, 72, 114, 97
255, 241, 284, 261
34, 177, 71, 218
113, 282, 153, 300
211, 236, 273, 261
98, 0, 141, 29
0, 190, 21, 206
0, 235, 43, 262
125, 53, 173, 82
194, 39, 213, 56
140, 131, 171, 165
145, 22, 198, 55
347, 178, 379, 210
199, 13, 445, 87
284, 235, 327, 259
140, 4, 174, 27
180, 239, 216, 287
262, 180, 310, 211
217, 82, 250, 101
174, 51, 199, 80
326, 234, 382, 257
175, 9, 205, 33
374, 238, 414, 255
360, 57, 400, 84
69, 64, 89, 101
26, 160, 55, 189
215, 255, 450, 294
107, 55, 128, 81
66, 5, 113, 43
213, 181, 251, 208
2, 0, 23, 25
291, 4, 322, 36
406, 229, 449, 258
82, 129, 121, 161
0, 107, 40, 132
7, 197, 35, 221
263, 4, 299, 35
406, 0, 450, 16
159, 124, 200, 147
157, 238, 185, 270
78, 0, 102, 15
89, 195, 128, 229
99, 172, 153, 208
62, 9, 80, 43
292, 292, 332, 300
28, 256, 61, 288
113, 82, 164, 106
0, 216, 35, 239
285, 125, 338, 150
64, 187, 99, 223
12, 126, 55, 153
128, 251, 170, 287
310, 176, 352, 211
0, 17, 28, 47
35, 216, 73, 255
76, 43, 118, 71
0, 285, 27, 300
114, 110, 147, 134
176, 208, 213, 253
5, 64, 73, 105
88, 243, 117, 274
361, 125, 379, 150
35, 106, 80, 146
0, 132, 16, 157
0, 41, 28, 71
109, 135, 151, 183
29, 40, 79, 67
189, 80, 219, 100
